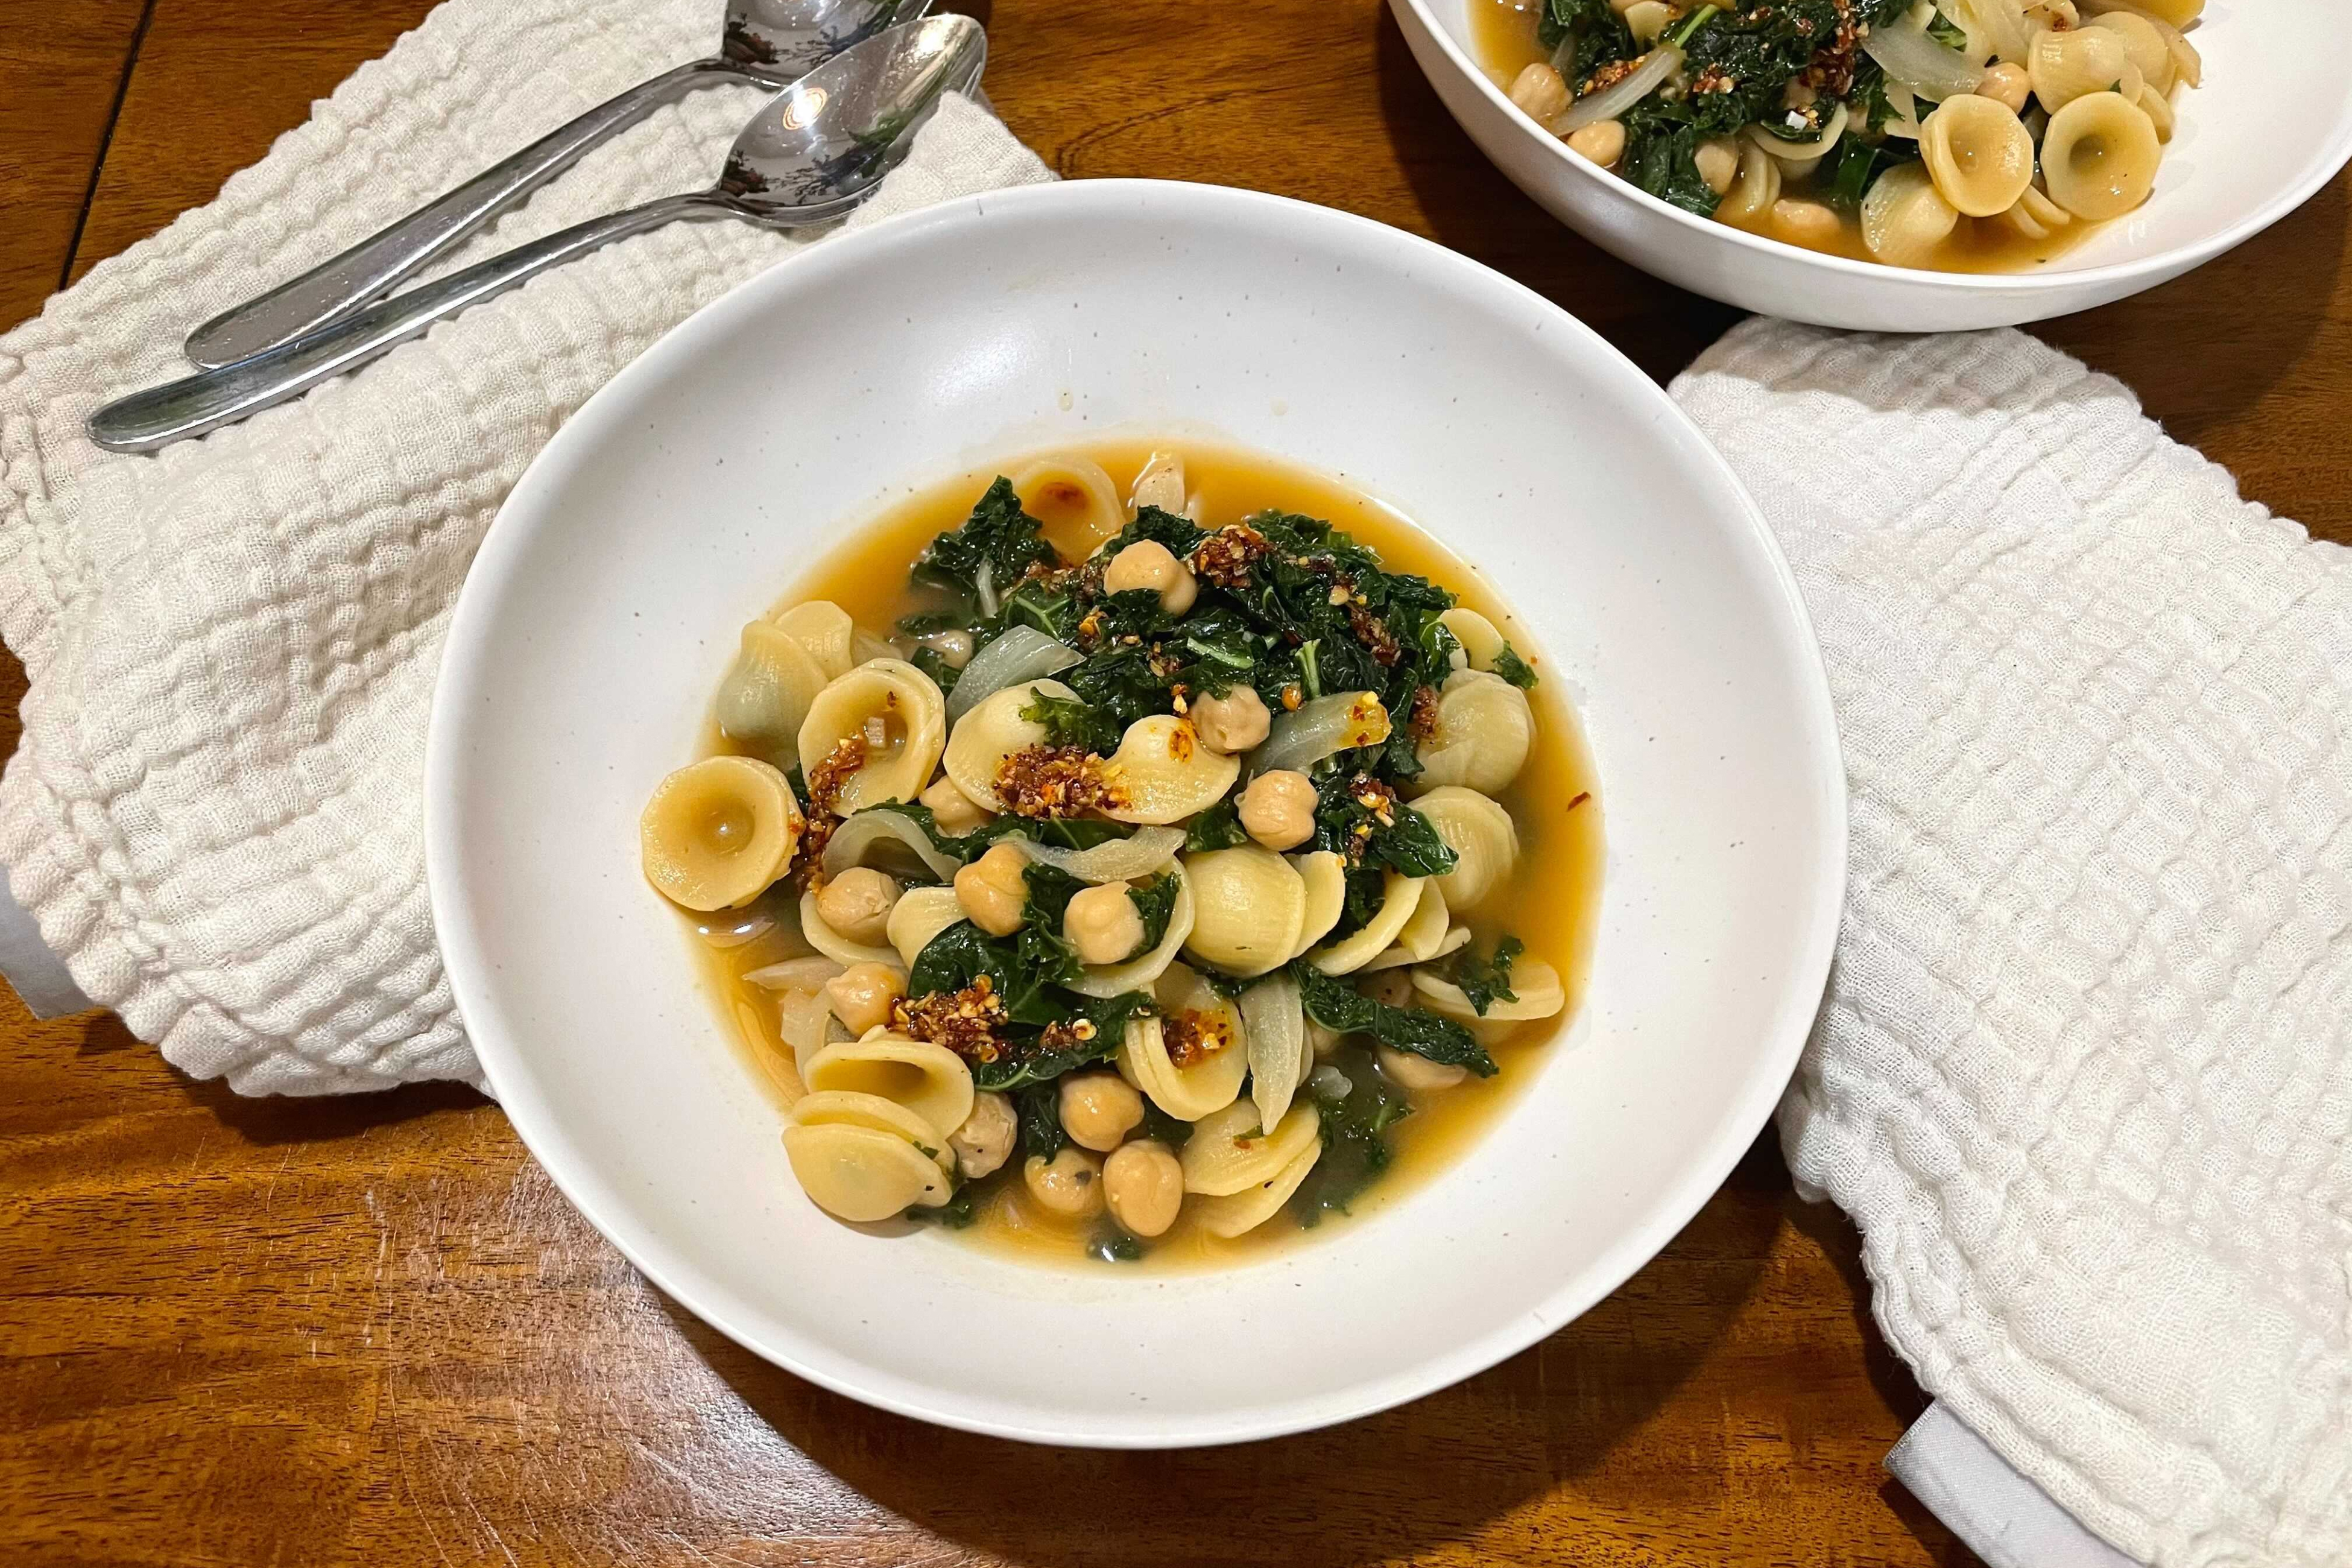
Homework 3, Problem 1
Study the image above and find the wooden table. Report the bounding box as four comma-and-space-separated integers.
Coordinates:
3, 4, 2344, 1564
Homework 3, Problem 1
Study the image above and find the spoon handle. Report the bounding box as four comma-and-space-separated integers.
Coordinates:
181, 57, 764, 368
90, 192, 747, 454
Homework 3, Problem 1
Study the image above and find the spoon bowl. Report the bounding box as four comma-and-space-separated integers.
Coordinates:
88, 16, 988, 454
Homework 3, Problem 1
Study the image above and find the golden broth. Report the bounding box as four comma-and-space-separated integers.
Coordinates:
690, 440, 1602, 1269
1468, 0, 2105, 275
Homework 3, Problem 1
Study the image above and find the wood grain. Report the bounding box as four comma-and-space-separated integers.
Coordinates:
6, 0, 2346, 1561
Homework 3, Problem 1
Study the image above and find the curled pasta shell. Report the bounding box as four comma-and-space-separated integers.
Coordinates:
1180, 1098, 1323, 1195
2132, 78, 2174, 143
1921, 93, 2035, 217
943, 678, 1073, 812
783, 1122, 953, 1222
1308, 872, 1426, 975
1291, 850, 1348, 958
1192, 1138, 1321, 1238
1414, 786, 1520, 913
1361, 923, 1472, 971
2041, 91, 2160, 220
1748, 102, 1849, 172
886, 885, 967, 969
1067, 864, 1195, 998
1860, 162, 1961, 267
802, 1033, 975, 1141
1715, 139, 1783, 229
1105, 715, 1242, 825
1181, 847, 1307, 978
797, 659, 947, 811
789, 1090, 956, 1179
779, 985, 843, 1076
1408, 671, 1533, 797
768, 600, 855, 681
715, 621, 833, 763
1115, 996, 1248, 1122
1996, 180, 2074, 241
1394, 880, 1453, 962
2085, 10, 2173, 93
1438, 607, 1506, 674
801, 888, 900, 968
2026, 25, 2137, 114
641, 756, 803, 911
1130, 450, 1187, 516
1412, 956, 1569, 1023
744, 955, 846, 991
1014, 455, 1125, 561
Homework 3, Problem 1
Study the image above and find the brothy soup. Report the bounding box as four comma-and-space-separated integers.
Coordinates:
638, 443, 1601, 1267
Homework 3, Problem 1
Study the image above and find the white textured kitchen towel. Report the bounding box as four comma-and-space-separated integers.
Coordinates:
0, 0, 1049, 1093
1673, 318, 2352, 1568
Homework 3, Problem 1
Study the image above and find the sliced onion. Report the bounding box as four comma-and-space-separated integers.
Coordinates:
823, 807, 962, 883
1003, 825, 1183, 884
1251, 691, 1391, 777
1938, 0, 2028, 64
779, 987, 840, 1076
975, 558, 999, 618
1551, 45, 1683, 134
1864, 15, 1987, 101
946, 625, 1081, 721
1242, 973, 1307, 1133
742, 955, 846, 991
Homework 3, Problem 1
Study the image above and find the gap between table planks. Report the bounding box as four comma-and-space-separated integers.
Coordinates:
11, 0, 2350, 1562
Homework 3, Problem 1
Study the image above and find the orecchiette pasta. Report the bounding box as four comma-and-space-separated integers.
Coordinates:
1861, 162, 1961, 267
2085, 10, 2175, 93
782, 1122, 955, 1222
1128, 450, 1188, 516
715, 621, 833, 761
641, 756, 803, 911
1191, 1139, 1323, 1239
1289, 850, 1349, 959
1414, 786, 1520, 914
1116, 974, 1250, 1121
1438, 607, 1507, 674
1394, 880, 1453, 963
1715, 140, 1783, 229
1308, 871, 1427, 975
801, 1032, 976, 1142
1105, 715, 1242, 824
2026, 25, 2137, 115
1180, 1098, 1324, 1195
1013, 455, 1126, 560
884, 885, 967, 969
1920, 93, 2036, 217
768, 599, 855, 681
1413, 956, 1569, 1025
796, 659, 947, 810
1408, 670, 1533, 797
2041, 91, 2161, 220
941, 678, 1072, 812
1181, 847, 1307, 977
789, 1090, 958, 1180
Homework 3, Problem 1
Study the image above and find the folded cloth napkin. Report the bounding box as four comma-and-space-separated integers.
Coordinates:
1674, 320, 2352, 1568
0, 0, 1049, 1093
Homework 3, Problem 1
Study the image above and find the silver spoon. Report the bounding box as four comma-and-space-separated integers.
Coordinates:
180, 0, 932, 370
87, 15, 985, 456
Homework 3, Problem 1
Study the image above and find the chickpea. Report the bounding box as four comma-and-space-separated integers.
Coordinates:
953, 842, 1029, 937
1103, 1140, 1184, 1238
1064, 882, 1146, 967
1023, 1148, 1105, 1219
1566, 118, 1627, 169
948, 1090, 1016, 1179
814, 866, 900, 945
1696, 137, 1740, 196
921, 773, 992, 835
1189, 684, 1271, 754
1507, 62, 1569, 125
1102, 540, 1198, 616
1361, 968, 1414, 1009
1059, 1069, 1145, 1152
1307, 1019, 1346, 1061
1977, 62, 2031, 116
1377, 1043, 1469, 1093
1238, 769, 1318, 852
823, 961, 905, 1035
1768, 198, 1844, 250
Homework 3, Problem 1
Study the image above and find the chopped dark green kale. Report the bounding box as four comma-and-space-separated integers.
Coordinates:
1183, 798, 1250, 852
908, 645, 963, 695
1292, 962, 1497, 1076
848, 801, 1130, 865
1016, 1080, 1066, 1160
912, 476, 1061, 603
1291, 1054, 1414, 1224
1455, 935, 1525, 1018
903, 1186, 979, 1228
1019, 688, 1122, 754
1087, 1227, 1146, 1263
1488, 643, 1539, 689
905, 920, 1155, 1090
1127, 871, 1181, 955
1313, 771, 1459, 878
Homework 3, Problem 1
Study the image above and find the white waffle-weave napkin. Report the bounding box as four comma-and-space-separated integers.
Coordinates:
1673, 318, 2352, 1568
0, 0, 1049, 1093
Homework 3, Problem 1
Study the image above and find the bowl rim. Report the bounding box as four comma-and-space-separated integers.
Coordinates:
1395, 0, 2352, 295
424, 175, 1850, 1446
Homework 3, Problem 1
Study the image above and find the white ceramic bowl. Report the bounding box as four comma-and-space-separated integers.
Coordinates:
1392, 0, 2352, 331
426, 179, 1845, 1446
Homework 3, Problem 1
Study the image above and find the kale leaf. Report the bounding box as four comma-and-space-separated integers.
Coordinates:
1454, 935, 1525, 1017
1019, 688, 1122, 754
1291, 1058, 1414, 1224
1127, 871, 1181, 955
1183, 798, 1250, 852
1291, 962, 1497, 1076
913, 476, 1061, 599
850, 801, 1130, 867
1489, 643, 1539, 689
1016, 1081, 1066, 1160
903, 1186, 979, 1228
1313, 771, 1459, 878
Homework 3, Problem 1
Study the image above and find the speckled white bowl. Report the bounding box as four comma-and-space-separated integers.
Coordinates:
1391, 0, 2352, 330
425, 179, 1845, 1446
